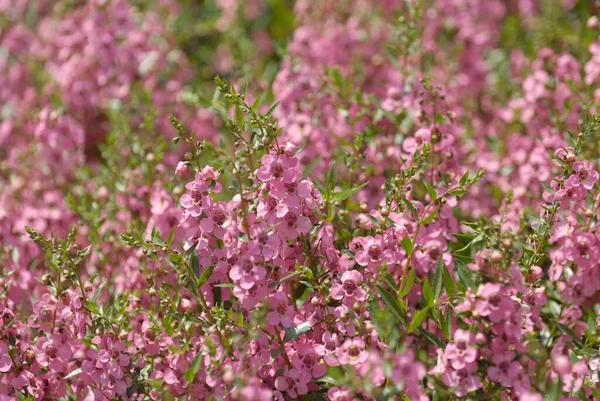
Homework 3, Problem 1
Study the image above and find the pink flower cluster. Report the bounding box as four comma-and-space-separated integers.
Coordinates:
2, 0, 600, 400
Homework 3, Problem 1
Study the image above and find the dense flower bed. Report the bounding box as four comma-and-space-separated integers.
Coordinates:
2, 1, 600, 400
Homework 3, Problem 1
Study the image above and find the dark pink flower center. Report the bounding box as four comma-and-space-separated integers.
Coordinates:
46, 344, 58, 359
368, 245, 382, 260
285, 213, 297, 227
285, 182, 297, 193
191, 189, 202, 203
213, 209, 226, 226
343, 280, 357, 295
348, 345, 360, 358
271, 162, 283, 178
267, 196, 278, 211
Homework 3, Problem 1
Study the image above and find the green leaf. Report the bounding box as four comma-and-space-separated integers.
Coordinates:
400, 237, 413, 254
403, 199, 418, 219
317, 375, 342, 387
442, 266, 455, 298
198, 265, 215, 285
251, 93, 263, 111
269, 271, 301, 288
366, 214, 381, 228
555, 322, 583, 347
190, 253, 200, 278
376, 284, 406, 323
423, 178, 437, 200
432, 258, 444, 300
166, 227, 176, 248
332, 182, 369, 202
185, 353, 203, 383
455, 260, 476, 290
383, 273, 399, 292
408, 307, 430, 333
544, 379, 561, 401
416, 328, 445, 348
284, 321, 312, 342
422, 278, 434, 307
420, 208, 438, 225
456, 233, 484, 252
399, 268, 415, 298
265, 102, 280, 118
443, 305, 452, 339
459, 171, 469, 186
327, 162, 336, 196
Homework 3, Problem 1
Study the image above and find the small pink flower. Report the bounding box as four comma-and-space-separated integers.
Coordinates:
330, 270, 367, 305
354, 236, 393, 266
266, 292, 294, 328
0, 342, 12, 373
571, 160, 598, 190
338, 337, 368, 366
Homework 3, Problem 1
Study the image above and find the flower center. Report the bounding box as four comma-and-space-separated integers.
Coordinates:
368, 245, 382, 260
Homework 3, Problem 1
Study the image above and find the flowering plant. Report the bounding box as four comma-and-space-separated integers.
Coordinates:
3, 1, 600, 400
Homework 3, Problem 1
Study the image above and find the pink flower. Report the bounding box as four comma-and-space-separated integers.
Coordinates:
275, 368, 310, 399
229, 258, 267, 290
240, 378, 273, 400
0, 342, 12, 373
330, 270, 367, 305
444, 329, 478, 370
256, 153, 300, 183
354, 236, 393, 266
487, 352, 521, 387
571, 160, 598, 190
293, 343, 327, 379
338, 338, 368, 366
266, 292, 294, 328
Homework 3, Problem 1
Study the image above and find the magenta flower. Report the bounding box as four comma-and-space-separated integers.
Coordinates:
571, 160, 599, 190
256, 153, 300, 183
275, 368, 310, 399
229, 259, 267, 290
487, 352, 521, 387
330, 270, 367, 305
354, 236, 393, 266
266, 292, 294, 328
0, 342, 12, 373
444, 329, 478, 370
338, 337, 368, 366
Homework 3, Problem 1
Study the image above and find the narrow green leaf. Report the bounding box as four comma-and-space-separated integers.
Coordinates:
408, 307, 430, 333
332, 182, 369, 202
166, 227, 176, 248
432, 258, 444, 300
416, 328, 445, 348
555, 322, 583, 347
399, 268, 415, 298
455, 260, 476, 290
366, 214, 381, 228
422, 278, 434, 306
284, 321, 312, 342
420, 208, 439, 225
198, 265, 216, 285
401, 237, 413, 254
423, 178, 437, 200
459, 171, 469, 186
190, 253, 200, 278
383, 273, 399, 292
185, 353, 202, 383
376, 284, 406, 323
403, 199, 418, 219
265, 101, 280, 118
251, 93, 263, 110
442, 266, 455, 298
